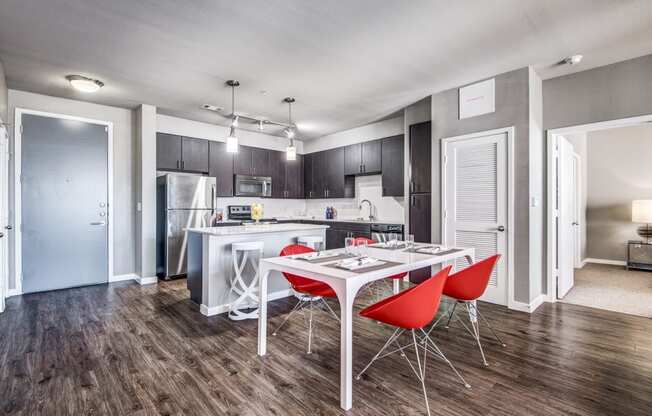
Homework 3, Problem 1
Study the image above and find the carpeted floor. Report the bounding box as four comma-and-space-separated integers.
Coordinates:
560, 263, 652, 318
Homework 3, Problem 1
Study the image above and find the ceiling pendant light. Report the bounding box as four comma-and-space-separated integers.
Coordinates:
284, 97, 297, 161
225, 80, 240, 153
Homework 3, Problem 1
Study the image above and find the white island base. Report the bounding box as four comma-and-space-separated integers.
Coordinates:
186, 223, 328, 316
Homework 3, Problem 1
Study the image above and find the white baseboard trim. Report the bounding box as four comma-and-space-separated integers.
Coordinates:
200, 288, 294, 317
110, 273, 139, 283
6, 288, 21, 298
509, 294, 546, 313
137, 276, 158, 285
585, 258, 626, 266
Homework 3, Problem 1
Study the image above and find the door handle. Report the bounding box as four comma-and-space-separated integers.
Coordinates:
360, 164, 363, 173
0, 232, 4, 238
363, 164, 366, 173
181, 160, 185, 170
176, 160, 180, 169
572, 222, 579, 226
410, 180, 415, 193
4, 225, 12, 230
90, 221, 107, 226
497, 226, 505, 232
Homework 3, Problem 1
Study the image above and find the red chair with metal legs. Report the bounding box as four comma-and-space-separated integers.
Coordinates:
424, 254, 505, 366
356, 266, 470, 416
272, 244, 339, 354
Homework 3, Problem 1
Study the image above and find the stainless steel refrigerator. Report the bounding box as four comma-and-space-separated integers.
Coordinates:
156, 174, 216, 279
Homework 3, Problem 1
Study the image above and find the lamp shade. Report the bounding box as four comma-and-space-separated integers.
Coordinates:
632, 200, 652, 223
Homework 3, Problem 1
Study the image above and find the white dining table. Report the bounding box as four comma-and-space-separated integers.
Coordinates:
257, 244, 475, 411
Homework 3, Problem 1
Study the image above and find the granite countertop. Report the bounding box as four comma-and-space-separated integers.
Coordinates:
186, 223, 329, 236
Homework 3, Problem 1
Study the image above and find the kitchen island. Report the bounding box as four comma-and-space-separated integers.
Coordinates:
186, 223, 329, 316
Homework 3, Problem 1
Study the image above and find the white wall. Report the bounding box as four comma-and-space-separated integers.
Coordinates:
157, 114, 304, 153
7, 89, 136, 290
136, 105, 157, 281
303, 116, 403, 154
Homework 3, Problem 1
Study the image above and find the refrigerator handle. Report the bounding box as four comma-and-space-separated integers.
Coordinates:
211, 184, 216, 212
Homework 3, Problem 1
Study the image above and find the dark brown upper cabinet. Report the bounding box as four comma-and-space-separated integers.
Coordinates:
285, 155, 304, 199
156, 133, 208, 173
181, 137, 209, 173
304, 153, 315, 198
156, 133, 182, 171
251, 147, 270, 177
381, 135, 404, 197
208, 141, 234, 197
325, 147, 346, 198
234, 145, 253, 176
344, 140, 381, 175
409, 121, 431, 194
270, 150, 286, 198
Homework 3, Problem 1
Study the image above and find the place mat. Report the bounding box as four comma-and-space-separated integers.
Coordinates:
295, 252, 356, 264
325, 259, 403, 274
370, 242, 409, 251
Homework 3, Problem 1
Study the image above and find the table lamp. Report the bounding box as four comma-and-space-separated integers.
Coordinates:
632, 200, 652, 243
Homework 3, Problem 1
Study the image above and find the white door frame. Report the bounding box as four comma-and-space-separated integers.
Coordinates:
0, 122, 7, 311
13, 108, 114, 296
546, 114, 652, 303
440, 126, 515, 309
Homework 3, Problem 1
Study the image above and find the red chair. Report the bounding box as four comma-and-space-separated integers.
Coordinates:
356, 266, 469, 416
272, 244, 339, 354
425, 254, 504, 366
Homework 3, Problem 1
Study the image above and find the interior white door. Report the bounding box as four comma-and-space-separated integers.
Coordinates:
444, 132, 508, 305
557, 136, 575, 298
572, 153, 582, 268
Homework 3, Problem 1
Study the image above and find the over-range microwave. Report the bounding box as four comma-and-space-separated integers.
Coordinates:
234, 175, 272, 197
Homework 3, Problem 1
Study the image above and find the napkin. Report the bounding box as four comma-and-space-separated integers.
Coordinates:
299, 251, 339, 260
338, 257, 379, 270
416, 246, 442, 254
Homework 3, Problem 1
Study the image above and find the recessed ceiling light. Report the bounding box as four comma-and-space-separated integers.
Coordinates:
66, 75, 104, 93
563, 54, 583, 65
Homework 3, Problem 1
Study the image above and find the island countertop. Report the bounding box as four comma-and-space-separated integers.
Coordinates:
186, 222, 329, 236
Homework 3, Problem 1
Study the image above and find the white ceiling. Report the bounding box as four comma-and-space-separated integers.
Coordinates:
1, 0, 651, 139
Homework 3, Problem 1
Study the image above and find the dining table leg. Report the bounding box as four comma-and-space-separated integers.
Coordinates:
333, 280, 362, 411
257, 265, 271, 356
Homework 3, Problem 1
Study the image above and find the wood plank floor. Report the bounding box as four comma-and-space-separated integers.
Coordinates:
1, 279, 651, 416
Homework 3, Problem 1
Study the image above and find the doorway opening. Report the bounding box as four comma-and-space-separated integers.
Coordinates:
547, 115, 652, 318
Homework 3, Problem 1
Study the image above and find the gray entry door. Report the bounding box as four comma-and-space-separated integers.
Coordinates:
21, 113, 109, 293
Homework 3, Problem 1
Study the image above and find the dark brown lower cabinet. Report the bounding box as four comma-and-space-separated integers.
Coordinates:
409, 193, 432, 283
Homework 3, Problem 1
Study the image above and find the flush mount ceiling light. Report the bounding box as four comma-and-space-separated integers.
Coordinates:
563, 54, 583, 65
284, 97, 297, 161
225, 80, 240, 153
66, 74, 104, 93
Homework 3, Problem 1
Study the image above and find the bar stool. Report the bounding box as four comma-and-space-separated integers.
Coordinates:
297, 235, 324, 251
229, 241, 264, 321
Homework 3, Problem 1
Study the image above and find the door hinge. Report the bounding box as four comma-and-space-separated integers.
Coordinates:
20, 125, 24, 135
443, 155, 448, 165
105, 126, 108, 132
443, 210, 448, 218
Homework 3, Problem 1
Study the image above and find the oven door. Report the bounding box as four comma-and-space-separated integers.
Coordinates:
234, 175, 271, 197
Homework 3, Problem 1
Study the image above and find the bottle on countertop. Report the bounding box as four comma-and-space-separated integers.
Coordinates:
326, 206, 331, 219
331, 207, 337, 219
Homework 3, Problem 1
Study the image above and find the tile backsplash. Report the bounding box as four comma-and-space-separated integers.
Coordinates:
213, 175, 405, 223
305, 175, 405, 223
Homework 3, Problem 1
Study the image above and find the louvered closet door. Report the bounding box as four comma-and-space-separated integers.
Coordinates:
444, 132, 507, 305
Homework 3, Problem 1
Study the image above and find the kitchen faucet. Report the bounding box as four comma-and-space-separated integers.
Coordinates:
359, 199, 376, 221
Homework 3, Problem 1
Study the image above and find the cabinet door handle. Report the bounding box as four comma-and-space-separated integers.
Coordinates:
363, 164, 366, 173
177, 160, 180, 169
411, 195, 415, 206
360, 164, 363, 173
410, 180, 415, 193
181, 160, 185, 170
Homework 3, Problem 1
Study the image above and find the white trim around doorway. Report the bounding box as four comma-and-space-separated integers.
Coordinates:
440, 126, 516, 310
13, 108, 114, 296
546, 113, 652, 303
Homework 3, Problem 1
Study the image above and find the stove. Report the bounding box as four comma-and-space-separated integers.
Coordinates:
227, 205, 278, 224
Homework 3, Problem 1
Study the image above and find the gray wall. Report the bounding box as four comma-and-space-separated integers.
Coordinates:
7, 89, 137, 289
542, 53, 652, 294
586, 124, 652, 261
431, 67, 531, 303
544, 54, 652, 130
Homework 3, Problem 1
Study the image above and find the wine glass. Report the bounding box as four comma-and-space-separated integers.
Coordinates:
345, 237, 355, 256
388, 233, 398, 248
405, 234, 415, 249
